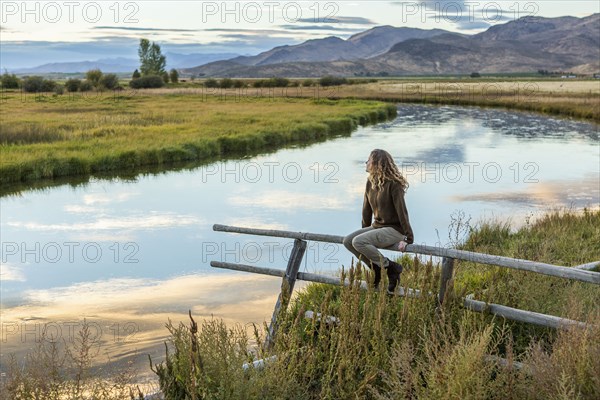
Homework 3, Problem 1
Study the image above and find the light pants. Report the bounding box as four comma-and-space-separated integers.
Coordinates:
343, 227, 403, 268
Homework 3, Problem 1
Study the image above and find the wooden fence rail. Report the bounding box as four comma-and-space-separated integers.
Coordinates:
211, 224, 598, 339
212, 224, 600, 284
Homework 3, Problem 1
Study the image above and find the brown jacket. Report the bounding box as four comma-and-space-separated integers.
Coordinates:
362, 179, 414, 243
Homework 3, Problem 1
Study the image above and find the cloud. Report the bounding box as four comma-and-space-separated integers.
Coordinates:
205, 28, 298, 36
82, 192, 138, 205
455, 20, 493, 30
388, 0, 513, 30
297, 16, 375, 24
279, 24, 360, 32
228, 190, 352, 211
5, 273, 283, 320
0, 262, 26, 282
449, 177, 600, 207
93, 26, 198, 32
63, 205, 106, 214
221, 217, 290, 231
7, 212, 203, 232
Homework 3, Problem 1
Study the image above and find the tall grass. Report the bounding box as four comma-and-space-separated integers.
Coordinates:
0, 321, 145, 400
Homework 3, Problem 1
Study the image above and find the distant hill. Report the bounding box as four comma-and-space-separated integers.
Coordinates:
14, 58, 138, 74
183, 14, 599, 77
12, 53, 240, 74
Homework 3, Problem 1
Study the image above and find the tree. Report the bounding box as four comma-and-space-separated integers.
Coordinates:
319, 76, 347, 87
138, 38, 166, 76
79, 81, 94, 91
132, 69, 141, 79
129, 75, 165, 89
100, 73, 120, 90
169, 68, 179, 83
22, 76, 44, 92
470, 72, 481, 78
219, 78, 233, 88
65, 78, 81, 92
161, 71, 170, 84
204, 78, 218, 88
1, 71, 20, 89
86, 69, 103, 87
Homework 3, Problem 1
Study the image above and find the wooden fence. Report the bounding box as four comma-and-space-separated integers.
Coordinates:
210, 224, 599, 346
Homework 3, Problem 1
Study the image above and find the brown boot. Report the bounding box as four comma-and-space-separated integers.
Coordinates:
367, 262, 381, 289
385, 258, 403, 294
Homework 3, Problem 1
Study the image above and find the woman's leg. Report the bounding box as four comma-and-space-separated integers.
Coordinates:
344, 226, 382, 287
351, 227, 404, 268
343, 227, 373, 265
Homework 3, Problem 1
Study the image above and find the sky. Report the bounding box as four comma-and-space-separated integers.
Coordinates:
1, 0, 599, 69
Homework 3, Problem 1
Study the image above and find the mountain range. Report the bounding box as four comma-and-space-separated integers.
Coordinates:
183, 14, 600, 77
11, 53, 240, 74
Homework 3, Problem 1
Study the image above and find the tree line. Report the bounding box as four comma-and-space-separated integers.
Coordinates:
1, 38, 365, 93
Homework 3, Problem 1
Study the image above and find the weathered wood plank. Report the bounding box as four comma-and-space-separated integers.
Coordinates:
209, 261, 424, 298
409, 244, 600, 285
463, 297, 589, 329
266, 239, 306, 349
438, 257, 455, 305
574, 261, 600, 270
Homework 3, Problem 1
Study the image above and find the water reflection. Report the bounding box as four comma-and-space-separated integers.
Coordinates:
396, 105, 599, 141
0, 273, 284, 378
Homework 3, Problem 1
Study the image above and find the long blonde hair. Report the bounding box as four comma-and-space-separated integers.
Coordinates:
368, 149, 409, 192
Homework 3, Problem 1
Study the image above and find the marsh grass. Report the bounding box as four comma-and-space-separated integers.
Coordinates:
0, 93, 396, 185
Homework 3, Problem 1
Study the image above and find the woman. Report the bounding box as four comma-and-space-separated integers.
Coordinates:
343, 149, 414, 294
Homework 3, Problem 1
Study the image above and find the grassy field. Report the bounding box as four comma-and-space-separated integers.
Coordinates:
0, 91, 396, 186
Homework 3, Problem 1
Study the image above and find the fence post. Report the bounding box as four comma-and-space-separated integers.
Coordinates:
438, 257, 455, 306
265, 239, 307, 349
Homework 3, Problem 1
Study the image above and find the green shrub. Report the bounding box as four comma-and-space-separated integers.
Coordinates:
99, 73, 119, 90
129, 75, 165, 89
204, 78, 218, 88
1, 72, 20, 89
219, 78, 233, 88
79, 80, 94, 92
319, 75, 347, 86
22, 76, 44, 92
65, 78, 81, 92
85, 69, 103, 87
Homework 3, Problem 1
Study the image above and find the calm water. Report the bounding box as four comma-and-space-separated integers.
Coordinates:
1, 104, 598, 374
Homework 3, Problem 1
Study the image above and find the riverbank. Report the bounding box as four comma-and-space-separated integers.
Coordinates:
0, 93, 396, 186
330, 79, 600, 123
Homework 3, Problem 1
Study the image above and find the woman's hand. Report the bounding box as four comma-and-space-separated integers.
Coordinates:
398, 241, 408, 252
